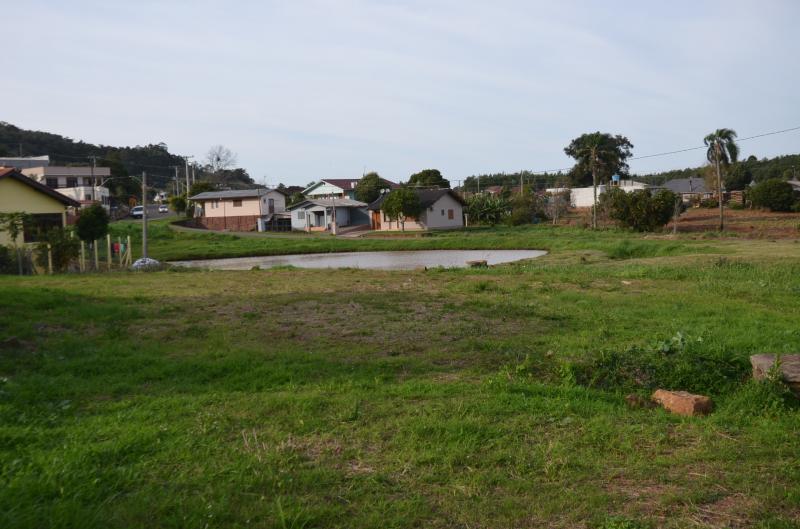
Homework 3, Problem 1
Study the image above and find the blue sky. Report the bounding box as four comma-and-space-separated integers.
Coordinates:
2, 1, 799, 186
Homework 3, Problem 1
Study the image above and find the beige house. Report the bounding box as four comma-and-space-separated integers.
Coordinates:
22, 166, 111, 208
189, 188, 287, 231
368, 189, 465, 231
0, 168, 80, 246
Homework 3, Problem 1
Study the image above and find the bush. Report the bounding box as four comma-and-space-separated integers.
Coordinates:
35, 228, 80, 272
76, 204, 110, 242
699, 198, 719, 208
749, 179, 796, 212
0, 245, 15, 274
567, 332, 748, 395
600, 188, 678, 232
466, 194, 509, 226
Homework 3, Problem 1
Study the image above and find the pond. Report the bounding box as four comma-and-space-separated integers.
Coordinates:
169, 249, 547, 271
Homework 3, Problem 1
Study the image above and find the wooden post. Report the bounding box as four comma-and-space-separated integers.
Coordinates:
126, 235, 132, 266
80, 241, 85, 272
47, 243, 53, 274
94, 241, 99, 270
117, 237, 123, 266
106, 234, 112, 271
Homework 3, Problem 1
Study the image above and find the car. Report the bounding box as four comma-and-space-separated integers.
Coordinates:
158, 204, 169, 213
130, 206, 144, 219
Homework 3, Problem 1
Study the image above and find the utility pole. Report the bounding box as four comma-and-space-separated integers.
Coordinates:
142, 172, 148, 259
171, 166, 179, 196
88, 155, 98, 202
183, 156, 193, 197
520, 170, 524, 195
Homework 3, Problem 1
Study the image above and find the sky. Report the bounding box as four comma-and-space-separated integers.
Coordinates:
2, 0, 799, 186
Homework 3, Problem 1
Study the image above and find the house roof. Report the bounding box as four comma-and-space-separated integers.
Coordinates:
189, 188, 282, 200
287, 198, 367, 210
662, 177, 710, 194
367, 188, 464, 211
303, 178, 400, 194
0, 167, 80, 207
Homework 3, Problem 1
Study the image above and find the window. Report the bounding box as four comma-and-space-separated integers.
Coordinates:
85, 194, 92, 201
23, 214, 62, 243
441, 209, 445, 216
298, 211, 306, 220
212, 201, 219, 209
232, 199, 243, 207
83, 177, 92, 185
66, 177, 78, 188
448, 209, 454, 220
46, 178, 58, 188
268, 198, 275, 213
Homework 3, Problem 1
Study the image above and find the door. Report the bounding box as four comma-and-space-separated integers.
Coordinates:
372, 210, 381, 230
268, 198, 275, 214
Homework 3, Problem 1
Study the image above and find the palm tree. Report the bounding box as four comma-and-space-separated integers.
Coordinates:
704, 128, 739, 231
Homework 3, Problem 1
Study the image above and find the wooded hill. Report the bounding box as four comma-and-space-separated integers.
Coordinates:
0, 122, 254, 199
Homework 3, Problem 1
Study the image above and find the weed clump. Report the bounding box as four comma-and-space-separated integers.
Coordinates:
564, 332, 748, 395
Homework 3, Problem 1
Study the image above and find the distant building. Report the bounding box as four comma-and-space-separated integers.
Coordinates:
302, 178, 399, 200
189, 188, 287, 231
0, 155, 50, 169
0, 168, 79, 246
368, 189, 465, 231
546, 179, 649, 208
662, 177, 713, 203
22, 166, 111, 209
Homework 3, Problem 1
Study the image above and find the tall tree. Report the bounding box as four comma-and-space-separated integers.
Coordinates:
564, 132, 634, 229
704, 128, 739, 231
205, 145, 237, 173
75, 204, 110, 242
354, 172, 384, 203
408, 169, 449, 189
382, 188, 421, 231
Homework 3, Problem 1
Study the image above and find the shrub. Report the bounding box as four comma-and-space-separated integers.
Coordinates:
0, 245, 15, 274
699, 197, 719, 208
466, 194, 509, 226
600, 188, 678, 232
567, 332, 748, 395
35, 228, 80, 272
169, 195, 187, 216
749, 179, 796, 212
76, 204, 110, 242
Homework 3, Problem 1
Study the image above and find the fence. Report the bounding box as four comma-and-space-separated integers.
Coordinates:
23, 234, 134, 275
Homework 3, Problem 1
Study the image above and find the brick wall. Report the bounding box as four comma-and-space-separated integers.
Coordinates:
192, 215, 259, 231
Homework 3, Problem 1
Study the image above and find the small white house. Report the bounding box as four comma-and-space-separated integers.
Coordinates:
368, 189, 465, 231
288, 198, 368, 232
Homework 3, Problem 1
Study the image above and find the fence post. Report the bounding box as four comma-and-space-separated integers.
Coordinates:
80, 241, 85, 272
117, 237, 123, 266
106, 234, 112, 271
47, 243, 53, 274
94, 241, 99, 270
126, 235, 132, 266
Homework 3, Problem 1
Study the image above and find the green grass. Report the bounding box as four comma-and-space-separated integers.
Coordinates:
2, 229, 800, 528
110, 220, 716, 262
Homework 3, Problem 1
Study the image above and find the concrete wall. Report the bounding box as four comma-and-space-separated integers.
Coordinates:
0, 177, 68, 246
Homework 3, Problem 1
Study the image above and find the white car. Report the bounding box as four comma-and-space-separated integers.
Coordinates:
130, 206, 144, 219
158, 204, 169, 213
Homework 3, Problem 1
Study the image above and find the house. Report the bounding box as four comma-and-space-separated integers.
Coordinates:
302, 178, 399, 200
22, 166, 111, 209
0, 155, 51, 169
189, 188, 287, 231
662, 177, 713, 203
368, 189, 465, 231
0, 167, 80, 246
288, 198, 369, 232
545, 179, 649, 208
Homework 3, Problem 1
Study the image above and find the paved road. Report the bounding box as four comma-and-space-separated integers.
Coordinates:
121, 204, 175, 221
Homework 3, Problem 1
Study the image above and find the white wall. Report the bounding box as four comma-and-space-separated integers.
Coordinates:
422, 194, 464, 229
305, 182, 345, 198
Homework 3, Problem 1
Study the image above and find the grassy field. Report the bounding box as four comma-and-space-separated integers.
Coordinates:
2, 226, 800, 528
